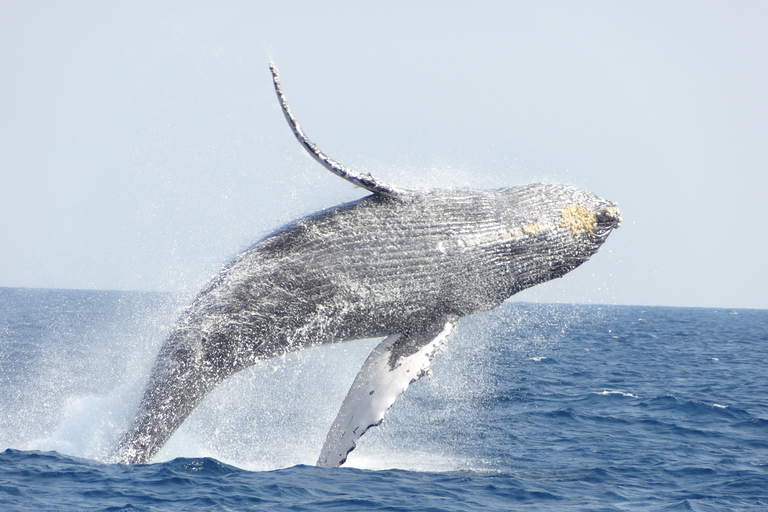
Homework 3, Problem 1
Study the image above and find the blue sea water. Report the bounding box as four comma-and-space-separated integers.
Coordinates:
1, 287, 767, 511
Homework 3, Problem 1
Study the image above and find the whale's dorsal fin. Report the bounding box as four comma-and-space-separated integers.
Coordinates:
270, 63, 406, 199
316, 319, 456, 467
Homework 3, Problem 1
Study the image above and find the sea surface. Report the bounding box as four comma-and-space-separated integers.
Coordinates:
1, 287, 767, 511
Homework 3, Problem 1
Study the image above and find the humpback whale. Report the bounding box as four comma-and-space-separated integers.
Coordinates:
112, 63, 621, 467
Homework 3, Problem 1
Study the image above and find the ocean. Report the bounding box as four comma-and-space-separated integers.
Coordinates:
1, 287, 766, 510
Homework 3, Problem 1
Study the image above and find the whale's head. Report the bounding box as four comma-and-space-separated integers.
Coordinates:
489, 183, 621, 293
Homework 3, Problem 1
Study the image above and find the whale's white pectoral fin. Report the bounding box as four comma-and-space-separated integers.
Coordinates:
269, 62, 407, 199
316, 319, 457, 468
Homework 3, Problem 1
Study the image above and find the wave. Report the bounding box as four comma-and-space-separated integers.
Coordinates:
2, 289, 768, 510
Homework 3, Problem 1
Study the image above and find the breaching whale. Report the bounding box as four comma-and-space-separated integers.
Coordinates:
112, 63, 621, 467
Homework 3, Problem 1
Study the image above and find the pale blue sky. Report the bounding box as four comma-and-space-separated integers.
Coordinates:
1, 1, 766, 309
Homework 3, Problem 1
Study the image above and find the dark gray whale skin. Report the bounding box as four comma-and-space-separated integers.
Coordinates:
112, 65, 620, 465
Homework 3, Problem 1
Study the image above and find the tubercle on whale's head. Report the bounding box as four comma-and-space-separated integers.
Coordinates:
587, 199, 621, 247
594, 200, 622, 232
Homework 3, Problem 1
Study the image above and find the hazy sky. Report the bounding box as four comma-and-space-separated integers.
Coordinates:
1, 1, 766, 309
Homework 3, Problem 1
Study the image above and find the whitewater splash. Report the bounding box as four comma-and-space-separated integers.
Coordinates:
6, 291, 768, 511
0, 288, 583, 471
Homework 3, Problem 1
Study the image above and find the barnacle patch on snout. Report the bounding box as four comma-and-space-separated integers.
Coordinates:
558, 204, 597, 236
